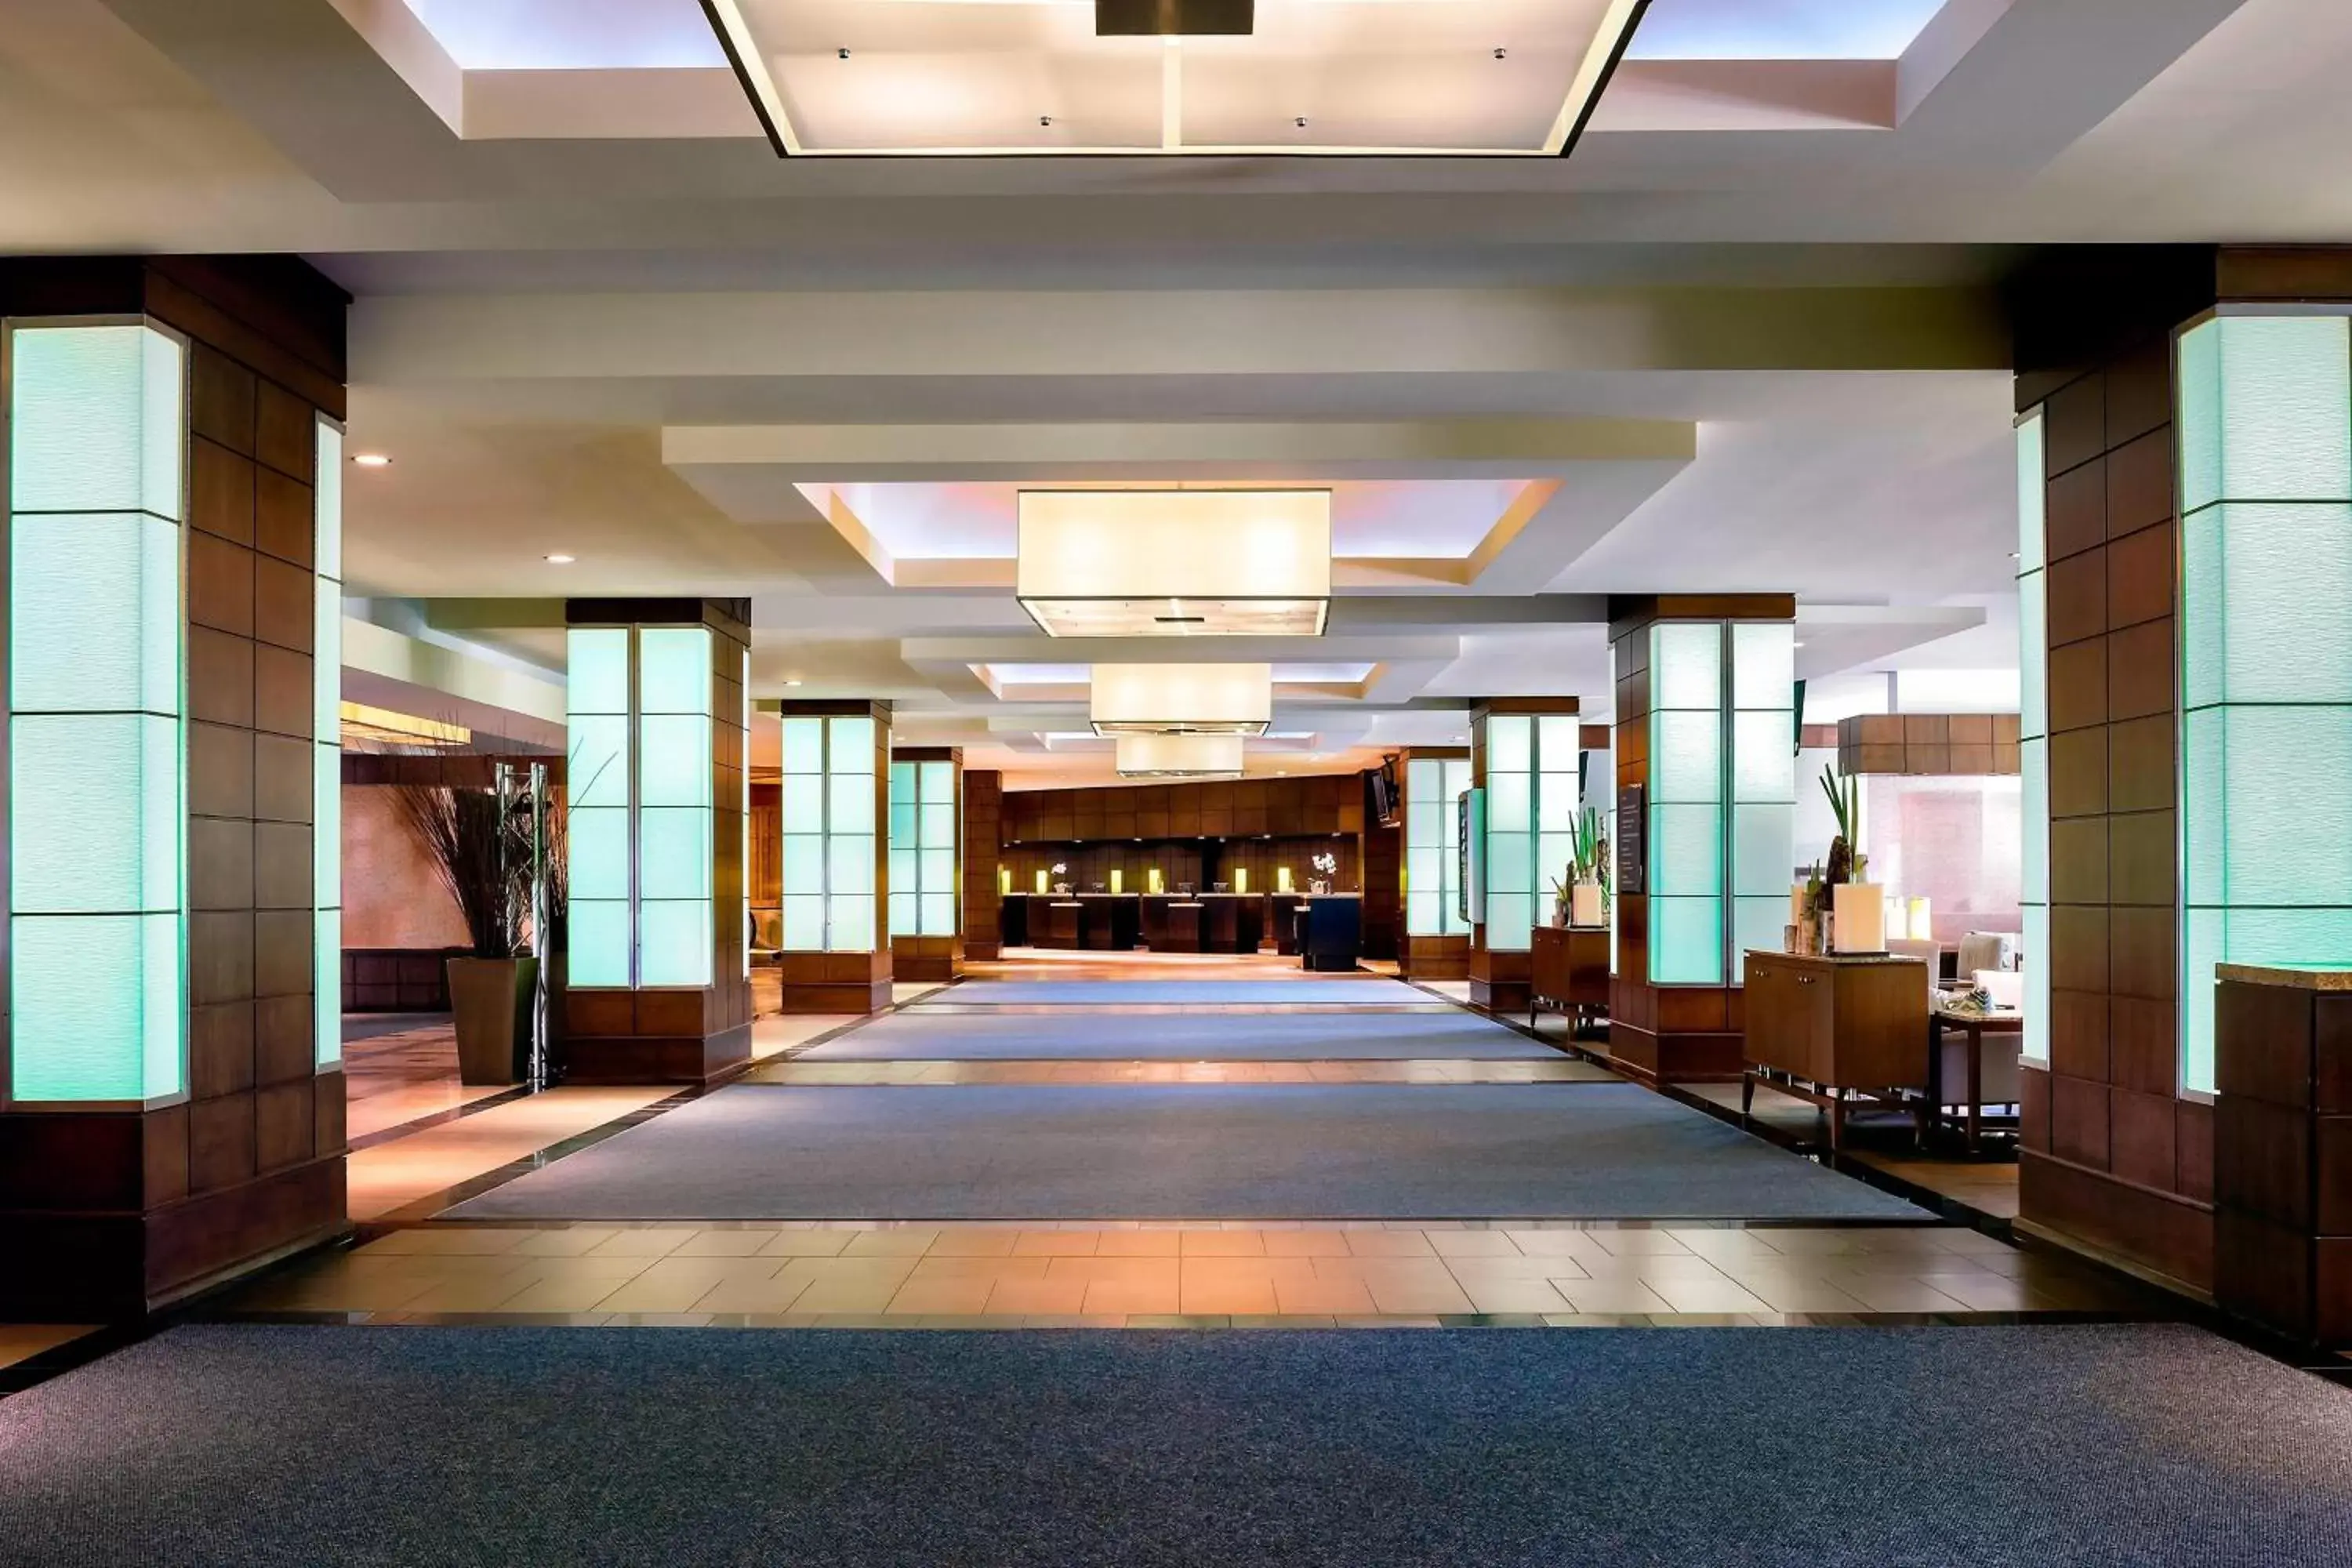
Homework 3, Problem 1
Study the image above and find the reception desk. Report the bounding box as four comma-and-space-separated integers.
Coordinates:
1741, 949, 1929, 1150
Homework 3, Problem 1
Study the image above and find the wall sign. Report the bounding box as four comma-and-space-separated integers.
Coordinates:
1616, 784, 1646, 896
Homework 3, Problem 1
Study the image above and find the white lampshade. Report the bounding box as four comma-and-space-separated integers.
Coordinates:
1115, 732, 1246, 779
1091, 663, 1272, 736
1018, 490, 1330, 637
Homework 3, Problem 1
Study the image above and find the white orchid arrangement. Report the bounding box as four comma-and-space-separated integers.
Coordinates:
1051, 862, 1068, 875
1311, 851, 1338, 876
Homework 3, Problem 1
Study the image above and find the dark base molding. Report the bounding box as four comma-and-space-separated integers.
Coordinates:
562, 1026, 751, 1087
2020, 1149, 2215, 1296
780, 981, 893, 1014
0, 1154, 347, 1319
1605, 1024, 1744, 1087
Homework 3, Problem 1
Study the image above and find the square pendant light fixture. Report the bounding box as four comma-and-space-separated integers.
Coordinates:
1090, 663, 1273, 736
1018, 490, 1331, 637
702, 1, 1648, 158
1116, 732, 1247, 779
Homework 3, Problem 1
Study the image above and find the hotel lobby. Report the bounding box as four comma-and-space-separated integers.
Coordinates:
5, 1, 2352, 1563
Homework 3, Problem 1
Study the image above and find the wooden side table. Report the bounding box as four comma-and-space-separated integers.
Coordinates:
1928, 1005, 2024, 1152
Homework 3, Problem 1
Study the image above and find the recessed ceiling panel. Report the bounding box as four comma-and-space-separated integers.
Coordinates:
713, 0, 1646, 155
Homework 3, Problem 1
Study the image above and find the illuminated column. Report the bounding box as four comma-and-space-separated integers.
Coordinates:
1606, 595, 1796, 1086
889, 746, 964, 981
1399, 747, 1471, 980
2177, 311, 2352, 1094
776, 699, 893, 1012
1468, 699, 1580, 1013
2, 258, 351, 1317
561, 599, 752, 1083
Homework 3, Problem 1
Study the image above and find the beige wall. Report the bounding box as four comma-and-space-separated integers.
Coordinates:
343, 785, 467, 949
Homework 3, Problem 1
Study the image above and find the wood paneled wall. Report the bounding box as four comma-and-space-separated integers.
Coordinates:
1000, 837, 1361, 898
1001, 772, 1365, 844
1838, 714, 2023, 776
963, 770, 1004, 960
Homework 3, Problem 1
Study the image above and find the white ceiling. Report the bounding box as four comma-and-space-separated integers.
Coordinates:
13, 0, 2344, 782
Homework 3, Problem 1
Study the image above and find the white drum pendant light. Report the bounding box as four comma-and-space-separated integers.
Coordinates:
1116, 733, 1246, 779
1090, 663, 1272, 735
1018, 490, 1330, 637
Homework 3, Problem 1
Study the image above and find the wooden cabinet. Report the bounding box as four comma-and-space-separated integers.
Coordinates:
1530, 925, 1610, 1031
1741, 951, 1929, 1148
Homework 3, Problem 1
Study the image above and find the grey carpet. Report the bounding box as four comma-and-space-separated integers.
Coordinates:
448, 1083, 1925, 1221
798, 1009, 1558, 1060
927, 978, 1425, 1005
4, 1324, 2348, 1566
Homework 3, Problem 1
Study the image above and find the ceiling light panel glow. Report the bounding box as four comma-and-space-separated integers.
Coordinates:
405, 0, 725, 70
1116, 732, 1247, 779
1018, 489, 1331, 637
1625, 0, 1946, 62
716, 0, 1645, 156
1090, 663, 1274, 735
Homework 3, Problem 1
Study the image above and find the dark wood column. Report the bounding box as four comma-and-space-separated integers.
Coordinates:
1606, 594, 1793, 1087
963, 768, 1004, 962
1, 256, 350, 1317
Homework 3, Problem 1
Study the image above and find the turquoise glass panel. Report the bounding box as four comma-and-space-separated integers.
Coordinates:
314, 743, 340, 918
315, 419, 343, 582
829, 715, 876, 771
567, 899, 631, 987
1650, 712, 1722, 804
2220, 706, 2352, 906
639, 715, 711, 807
888, 891, 916, 938
781, 895, 824, 951
1537, 715, 1579, 767
568, 715, 629, 808
1730, 622, 1794, 710
890, 797, 916, 844
639, 808, 713, 900
1406, 760, 1443, 848
2016, 410, 2045, 574
782, 717, 825, 774
314, 579, 342, 740
2179, 907, 2220, 1096
2180, 710, 2223, 906
920, 760, 953, 801
315, 907, 341, 1069
9, 513, 176, 713
1406, 886, 1441, 935
829, 773, 875, 834
828, 834, 874, 895
12, 713, 148, 913
1651, 804, 1722, 896
920, 892, 956, 935
828, 894, 873, 951
1488, 771, 1531, 834
1732, 710, 1794, 802
920, 802, 955, 848
8, 325, 183, 518
638, 899, 710, 988
2020, 736, 2049, 905
2217, 504, 2352, 704
782, 775, 822, 831
1650, 897, 1724, 985
2180, 506, 2224, 712
10, 916, 144, 1101
1733, 895, 1789, 964
920, 848, 956, 894
568, 806, 630, 901
1485, 895, 1533, 953
2018, 572, 2047, 741
1652, 622, 1722, 711
638, 627, 710, 715
1486, 831, 1532, 894
2180, 314, 2352, 513
782, 834, 824, 895
889, 847, 917, 891
1487, 714, 1532, 775
566, 629, 629, 715
1732, 803, 1795, 897
1537, 772, 1578, 831
1539, 833, 1575, 895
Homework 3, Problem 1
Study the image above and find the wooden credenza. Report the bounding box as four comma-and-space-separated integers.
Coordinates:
1741, 950, 1929, 1149
1530, 925, 1610, 1032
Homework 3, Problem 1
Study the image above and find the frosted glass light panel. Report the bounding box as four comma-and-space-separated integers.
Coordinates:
638, 629, 713, 989
7, 321, 187, 1103
2015, 408, 2053, 1065
782, 715, 883, 952
2176, 311, 2352, 1094
314, 416, 345, 1068
1731, 623, 1798, 966
1405, 756, 1472, 937
565, 628, 633, 988
887, 759, 958, 938
1479, 716, 1537, 952
1649, 622, 1726, 985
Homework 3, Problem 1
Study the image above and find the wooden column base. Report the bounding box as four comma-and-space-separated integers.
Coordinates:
1398, 934, 1469, 982
1605, 1022, 1744, 1086
1469, 946, 1530, 1015
778, 951, 893, 1014
891, 935, 964, 983
564, 1026, 750, 1086
964, 940, 1003, 962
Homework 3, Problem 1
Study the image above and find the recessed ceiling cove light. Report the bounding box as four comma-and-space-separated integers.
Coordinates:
703, 0, 1649, 159
544, 553, 575, 564
1116, 732, 1245, 779
351, 452, 391, 467
1019, 490, 1330, 637
1091, 663, 1272, 736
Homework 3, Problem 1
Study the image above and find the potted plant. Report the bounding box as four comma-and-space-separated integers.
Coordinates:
1309, 850, 1338, 895
1819, 767, 1884, 953
394, 781, 535, 1085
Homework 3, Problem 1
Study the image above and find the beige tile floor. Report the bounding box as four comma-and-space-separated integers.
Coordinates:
219, 1221, 2154, 1326
347, 1087, 680, 1220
